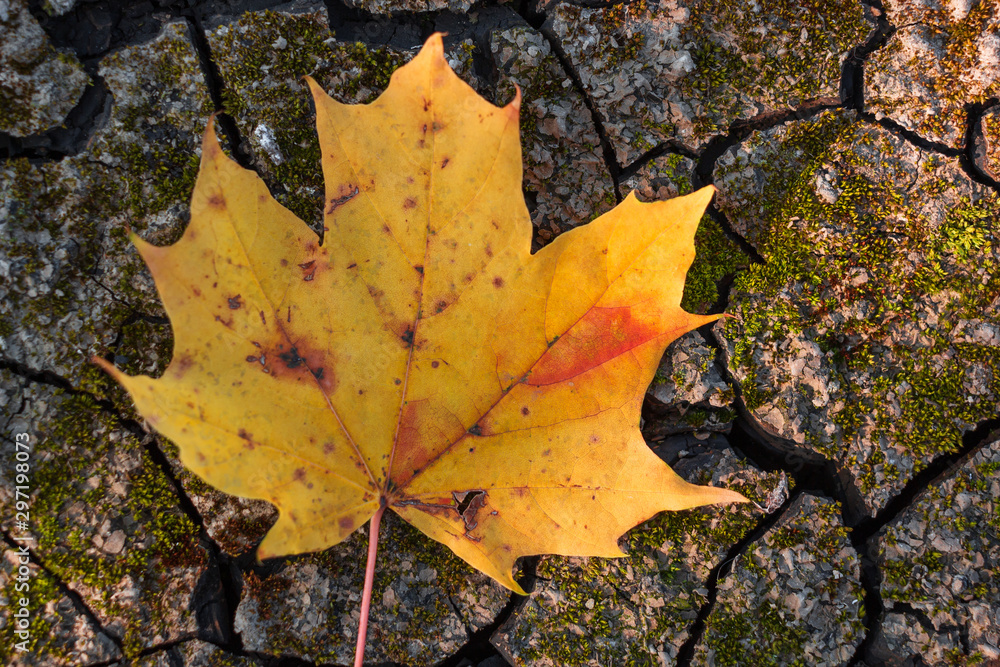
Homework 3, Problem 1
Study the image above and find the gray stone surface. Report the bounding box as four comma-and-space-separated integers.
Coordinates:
715, 110, 1000, 514
0, 0, 88, 136
0, 381, 208, 662
491, 25, 615, 239
548, 0, 867, 163
343, 0, 473, 14
868, 0, 1000, 149
492, 447, 785, 665
232, 511, 507, 664
649, 331, 735, 436
877, 435, 1000, 663
696, 494, 864, 665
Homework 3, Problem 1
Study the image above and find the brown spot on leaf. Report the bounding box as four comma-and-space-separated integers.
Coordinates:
323, 442, 335, 454
293, 468, 306, 482
192, 286, 201, 296
255, 340, 336, 393
228, 295, 243, 309
403, 197, 417, 209
521, 407, 530, 416
208, 194, 225, 208
170, 355, 194, 378
441, 157, 450, 169
431, 360, 439, 368
299, 260, 317, 282
492, 276, 504, 288
238, 429, 255, 449
326, 184, 359, 214
339, 516, 355, 531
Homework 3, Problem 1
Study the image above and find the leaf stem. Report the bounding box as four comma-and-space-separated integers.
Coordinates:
354, 499, 387, 667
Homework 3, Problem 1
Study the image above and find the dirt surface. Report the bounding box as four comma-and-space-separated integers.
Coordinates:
2, 0, 1000, 665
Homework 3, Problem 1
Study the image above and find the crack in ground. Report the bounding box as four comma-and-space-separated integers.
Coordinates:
846, 3, 1000, 194
857, 111, 963, 158
515, 0, 625, 203
182, 15, 257, 173
965, 97, 1000, 190
80, 634, 200, 667
432, 557, 539, 667
0, 530, 126, 657
0, 356, 246, 658
674, 487, 800, 666
840, 0, 896, 112
844, 418, 1000, 665
0, 66, 111, 161
693, 97, 843, 189
881, 602, 974, 660
696, 322, 884, 662
685, 98, 843, 267
618, 138, 698, 182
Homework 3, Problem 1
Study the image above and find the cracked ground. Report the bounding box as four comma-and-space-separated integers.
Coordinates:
2, 0, 1000, 664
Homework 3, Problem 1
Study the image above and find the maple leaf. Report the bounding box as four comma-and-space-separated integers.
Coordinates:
96, 34, 745, 595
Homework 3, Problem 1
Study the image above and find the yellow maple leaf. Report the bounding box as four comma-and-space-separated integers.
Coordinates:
96, 34, 745, 595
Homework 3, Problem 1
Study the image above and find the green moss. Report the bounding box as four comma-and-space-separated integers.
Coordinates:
0, 391, 203, 659
704, 599, 809, 666
719, 109, 1000, 473
210, 11, 412, 229
703, 498, 860, 664
508, 470, 782, 663
677, 0, 866, 138
0, 569, 66, 662
874, 1, 998, 146
684, 214, 749, 313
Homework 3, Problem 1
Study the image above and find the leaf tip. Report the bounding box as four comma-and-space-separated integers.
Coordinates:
413, 32, 447, 70
690, 183, 716, 209
424, 31, 445, 55
91, 355, 124, 382
303, 74, 326, 102
200, 115, 224, 160
712, 486, 751, 506
508, 82, 522, 114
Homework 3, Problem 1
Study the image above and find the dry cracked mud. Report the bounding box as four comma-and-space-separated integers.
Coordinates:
2, 0, 999, 665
